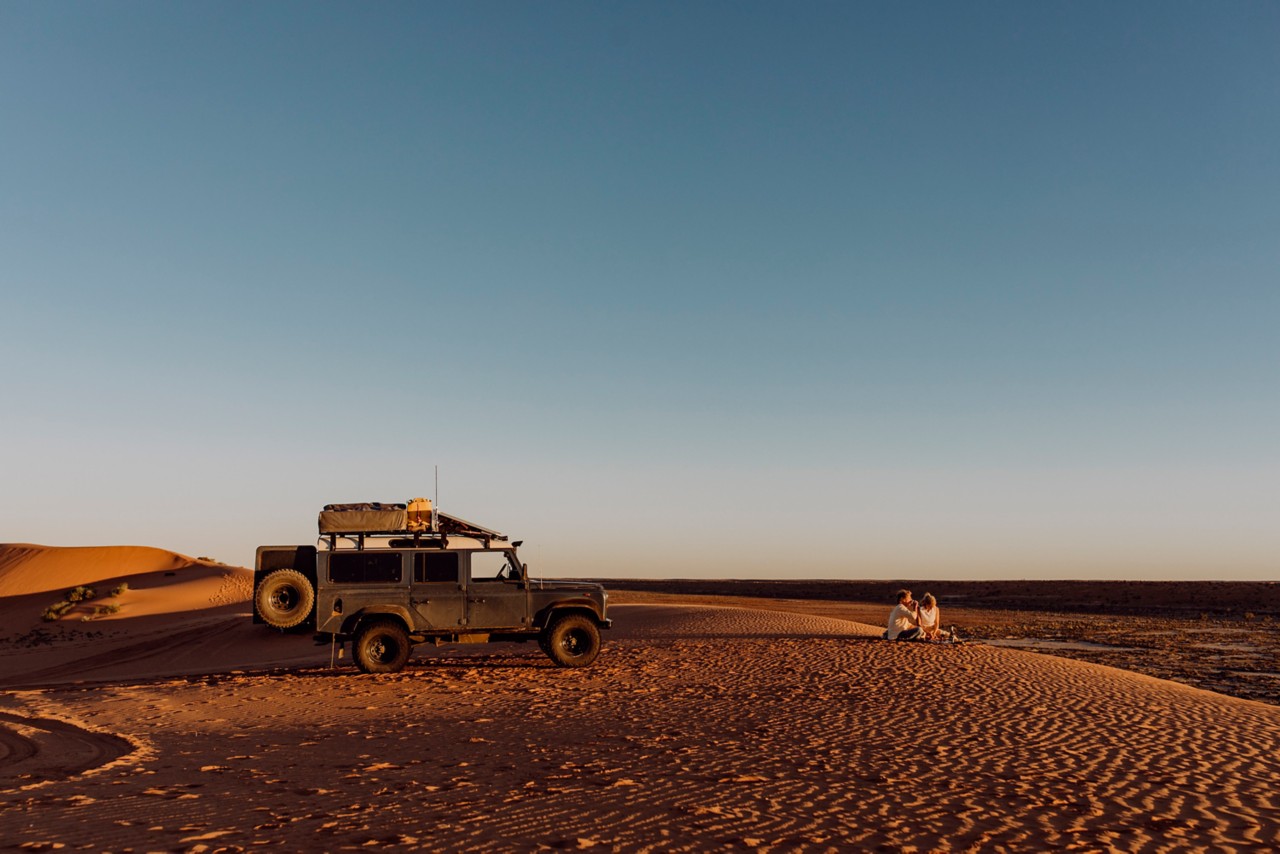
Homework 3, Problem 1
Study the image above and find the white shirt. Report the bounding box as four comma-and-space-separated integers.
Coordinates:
918, 604, 939, 632
887, 603, 918, 640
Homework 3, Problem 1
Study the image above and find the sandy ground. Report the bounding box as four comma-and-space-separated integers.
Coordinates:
3, 546, 1280, 852
607, 588, 1280, 708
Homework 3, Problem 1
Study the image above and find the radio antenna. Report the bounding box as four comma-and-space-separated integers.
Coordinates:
433, 465, 439, 532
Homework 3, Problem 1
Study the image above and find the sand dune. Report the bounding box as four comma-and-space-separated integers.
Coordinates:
0, 544, 207, 597
3, 547, 1280, 850
0, 544, 323, 689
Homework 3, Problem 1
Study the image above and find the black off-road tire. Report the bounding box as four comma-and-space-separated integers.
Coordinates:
542, 614, 601, 668
353, 620, 412, 674
254, 569, 316, 629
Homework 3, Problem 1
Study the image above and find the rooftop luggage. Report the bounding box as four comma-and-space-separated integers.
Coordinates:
318, 502, 407, 534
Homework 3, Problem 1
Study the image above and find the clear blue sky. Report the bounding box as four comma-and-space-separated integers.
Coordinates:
2, 2, 1277, 579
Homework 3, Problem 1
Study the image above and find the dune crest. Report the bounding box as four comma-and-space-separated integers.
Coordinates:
0, 544, 209, 598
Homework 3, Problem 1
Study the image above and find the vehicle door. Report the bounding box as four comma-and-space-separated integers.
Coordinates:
409, 551, 466, 630
465, 550, 530, 629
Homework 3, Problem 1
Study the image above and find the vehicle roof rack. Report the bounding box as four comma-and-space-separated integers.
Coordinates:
317, 509, 508, 551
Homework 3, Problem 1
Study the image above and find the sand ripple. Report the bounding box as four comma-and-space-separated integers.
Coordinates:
1, 604, 1278, 851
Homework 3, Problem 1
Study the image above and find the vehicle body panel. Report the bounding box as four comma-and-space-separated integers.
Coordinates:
290, 545, 606, 638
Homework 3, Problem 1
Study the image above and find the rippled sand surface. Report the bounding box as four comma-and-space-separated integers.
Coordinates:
4, 603, 1279, 852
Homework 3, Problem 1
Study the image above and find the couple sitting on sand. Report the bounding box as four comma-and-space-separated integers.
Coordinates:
885, 589, 957, 642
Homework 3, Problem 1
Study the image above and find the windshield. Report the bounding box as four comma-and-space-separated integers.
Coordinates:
471, 550, 522, 581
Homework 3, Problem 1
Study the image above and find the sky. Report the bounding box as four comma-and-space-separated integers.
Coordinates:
1, 1, 1277, 580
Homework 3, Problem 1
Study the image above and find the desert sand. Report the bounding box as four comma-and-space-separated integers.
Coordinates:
605, 585, 1280, 708
2, 545, 1279, 852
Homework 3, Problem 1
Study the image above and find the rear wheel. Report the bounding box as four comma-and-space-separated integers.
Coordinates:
255, 569, 315, 629
542, 614, 601, 668
353, 620, 412, 674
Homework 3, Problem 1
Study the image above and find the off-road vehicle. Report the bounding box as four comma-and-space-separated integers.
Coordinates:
253, 500, 610, 673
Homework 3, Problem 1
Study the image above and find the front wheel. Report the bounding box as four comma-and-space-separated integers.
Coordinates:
353, 620, 412, 674
542, 614, 601, 668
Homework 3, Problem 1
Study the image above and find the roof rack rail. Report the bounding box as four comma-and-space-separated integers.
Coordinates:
317, 509, 507, 551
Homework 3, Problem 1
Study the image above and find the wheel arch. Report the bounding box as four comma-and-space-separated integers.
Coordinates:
342, 607, 413, 637
535, 602, 605, 631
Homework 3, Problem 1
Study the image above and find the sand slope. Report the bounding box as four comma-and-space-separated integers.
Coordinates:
0, 544, 204, 597
0, 544, 325, 688
2, 600, 1279, 851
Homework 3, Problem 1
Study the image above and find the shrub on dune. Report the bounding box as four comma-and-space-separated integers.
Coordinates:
42, 585, 113, 621
82, 603, 122, 621
66, 585, 96, 603
41, 600, 74, 621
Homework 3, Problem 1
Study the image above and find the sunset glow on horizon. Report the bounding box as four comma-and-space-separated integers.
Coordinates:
2, 3, 1276, 580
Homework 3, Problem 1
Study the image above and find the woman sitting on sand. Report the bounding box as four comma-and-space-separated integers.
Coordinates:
918, 593, 942, 640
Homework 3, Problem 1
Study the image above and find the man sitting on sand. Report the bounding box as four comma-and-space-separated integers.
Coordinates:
886, 589, 922, 641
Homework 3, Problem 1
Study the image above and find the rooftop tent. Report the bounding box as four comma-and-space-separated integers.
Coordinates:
318, 503, 406, 534
317, 502, 506, 541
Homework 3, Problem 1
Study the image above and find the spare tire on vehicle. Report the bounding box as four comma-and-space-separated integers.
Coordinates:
255, 569, 316, 629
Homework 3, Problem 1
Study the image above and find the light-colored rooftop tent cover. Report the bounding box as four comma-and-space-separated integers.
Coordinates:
316, 504, 509, 551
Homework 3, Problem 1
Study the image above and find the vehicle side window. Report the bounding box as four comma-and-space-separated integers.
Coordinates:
470, 551, 517, 582
414, 552, 459, 584
329, 552, 402, 584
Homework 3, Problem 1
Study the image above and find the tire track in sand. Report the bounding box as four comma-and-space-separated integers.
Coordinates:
0, 616, 248, 689
0, 711, 134, 789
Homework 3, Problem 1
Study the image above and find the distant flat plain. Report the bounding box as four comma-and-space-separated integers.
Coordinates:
603, 579, 1280, 707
